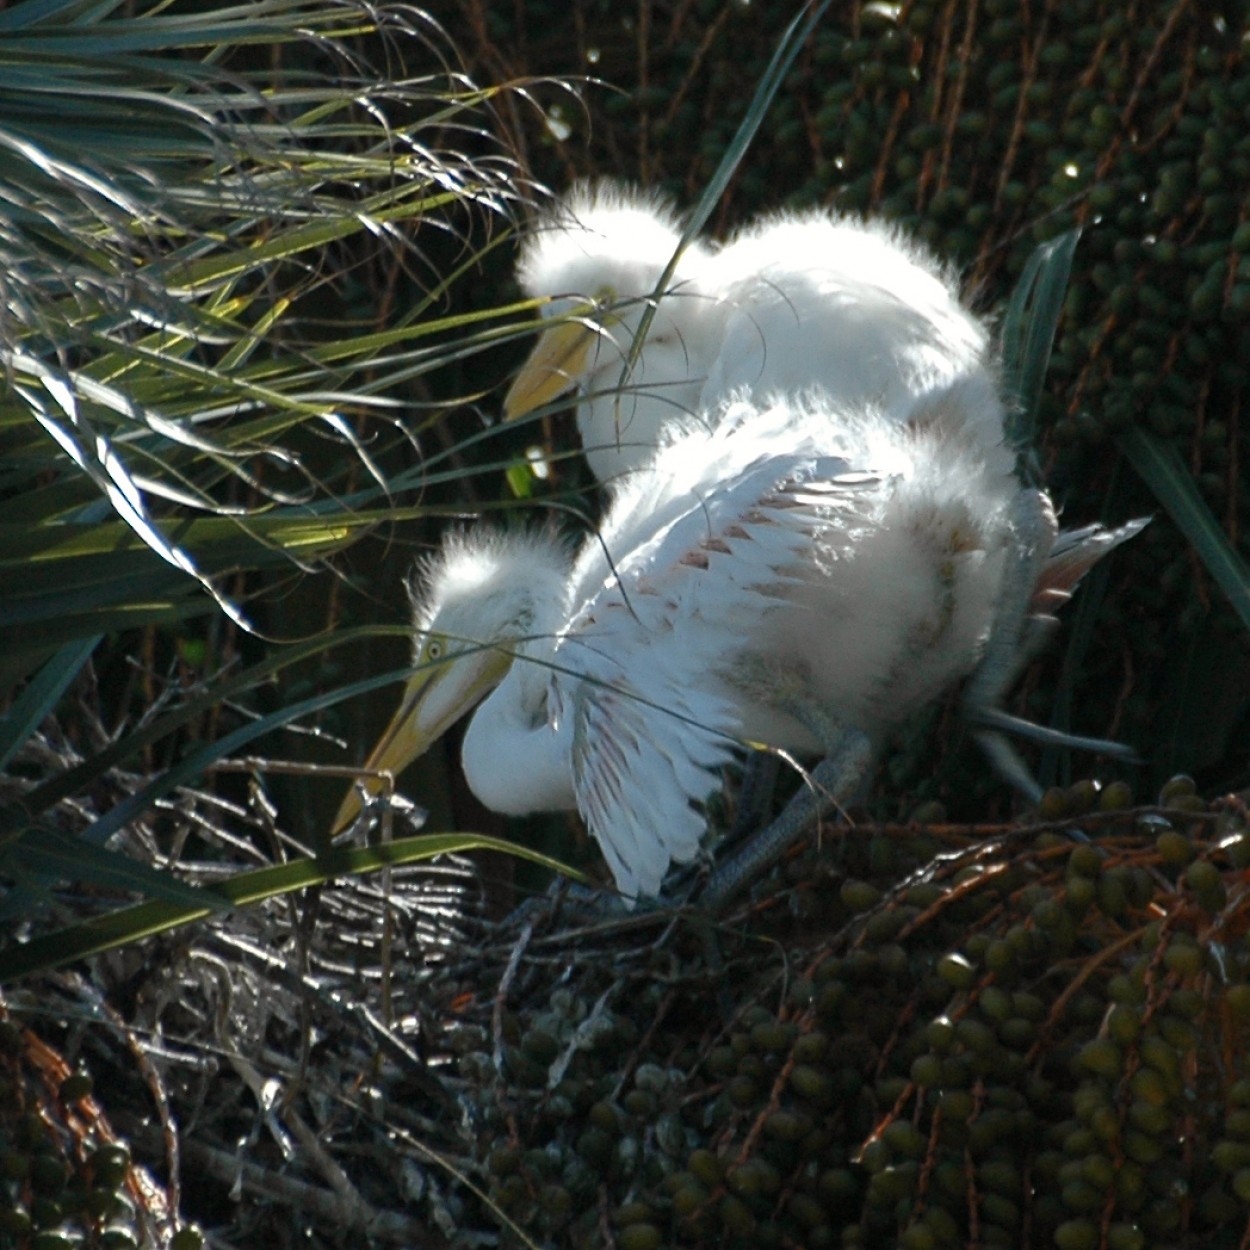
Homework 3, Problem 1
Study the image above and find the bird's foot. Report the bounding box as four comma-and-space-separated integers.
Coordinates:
971, 705, 1141, 761
966, 700, 1141, 807
963, 489, 1147, 800
970, 728, 1044, 806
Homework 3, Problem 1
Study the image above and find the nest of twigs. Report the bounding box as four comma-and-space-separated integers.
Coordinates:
7, 776, 1250, 1250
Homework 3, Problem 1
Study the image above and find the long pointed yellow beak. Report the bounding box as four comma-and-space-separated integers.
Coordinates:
332, 670, 437, 835
503, 317, 599, 421
332, 647, 514, 835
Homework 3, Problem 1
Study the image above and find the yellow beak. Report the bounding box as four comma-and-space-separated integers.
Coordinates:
332, 647, 514, 835
503, 316, 599, 421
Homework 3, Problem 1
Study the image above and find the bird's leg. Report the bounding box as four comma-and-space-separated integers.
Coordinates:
965, 488, 1057, 723
963, 490, 1139, 800
961, 488, 1058, 803
702, 701, 873, 912
725, 749, 783, 845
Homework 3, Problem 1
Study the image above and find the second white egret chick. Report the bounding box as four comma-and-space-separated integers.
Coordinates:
506, 182, 719, 482
506, 182, 1013, 481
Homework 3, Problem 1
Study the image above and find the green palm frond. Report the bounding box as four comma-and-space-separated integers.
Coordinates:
1, 1, 531, 672
1000, 227, 1080, 471
0, 0, 548, 953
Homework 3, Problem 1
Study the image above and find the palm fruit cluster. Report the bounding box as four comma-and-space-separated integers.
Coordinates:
434, 0, 1250, 796
441, 780, 1250, 1248
0, 1008, 200, 1250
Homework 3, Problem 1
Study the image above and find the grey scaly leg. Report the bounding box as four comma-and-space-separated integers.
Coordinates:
965, 488, 1057, 724
726, 749, 783, 844
664, 750, 783, 904
961, 488, 1058, 800
702, 725, 873, 911
964, 489, 1140, 798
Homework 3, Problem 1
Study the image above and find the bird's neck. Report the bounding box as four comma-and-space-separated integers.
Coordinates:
459, 662, 575, 816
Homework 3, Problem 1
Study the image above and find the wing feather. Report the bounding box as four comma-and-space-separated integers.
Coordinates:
565, 654, 737, 902
1033, 517, 1150, 609
552, 393, 1017, 900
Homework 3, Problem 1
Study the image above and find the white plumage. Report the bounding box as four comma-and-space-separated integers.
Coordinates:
506, 182, 1010, 482
506, 184, 716, 481
335, 187, 1146, 905
336, 385, 1044, 902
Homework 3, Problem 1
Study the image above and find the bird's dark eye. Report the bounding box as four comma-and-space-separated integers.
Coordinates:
425, 640, 443, 662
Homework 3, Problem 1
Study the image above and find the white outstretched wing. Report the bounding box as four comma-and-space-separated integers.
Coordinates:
559, 654, 737, 903
554, 406, 897, 901
568, 394, 898, 621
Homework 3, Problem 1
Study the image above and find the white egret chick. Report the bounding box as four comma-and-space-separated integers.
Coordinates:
505, 183, 718, 482
337, 384, 1076, 905
506, 182, 1012, 481
334, 530, 578, 830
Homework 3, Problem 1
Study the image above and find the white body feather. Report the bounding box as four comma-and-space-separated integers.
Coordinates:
338, 188, 1145, 900
460, 386, 1020, 900
511, 183, 1011, 482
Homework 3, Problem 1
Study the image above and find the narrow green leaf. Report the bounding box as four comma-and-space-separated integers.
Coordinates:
0, 833, 582, 981
0, 0, 127, 34
9, 624, 411, 827
0, 512, 361, 573
624, 0, 832, 373
1000, 229, 1081, 456
0, 599, 210, 660
77, 662, 434, 846
1120, 425, 1250, 632
684, 0, 832, 241
4, 825, 227, 913
0, 635, 98, 770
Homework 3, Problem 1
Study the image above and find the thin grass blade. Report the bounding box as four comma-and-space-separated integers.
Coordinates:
1120, 425, 1250, 631
0, 833, 582, 982
1000, 228, 1081, 460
